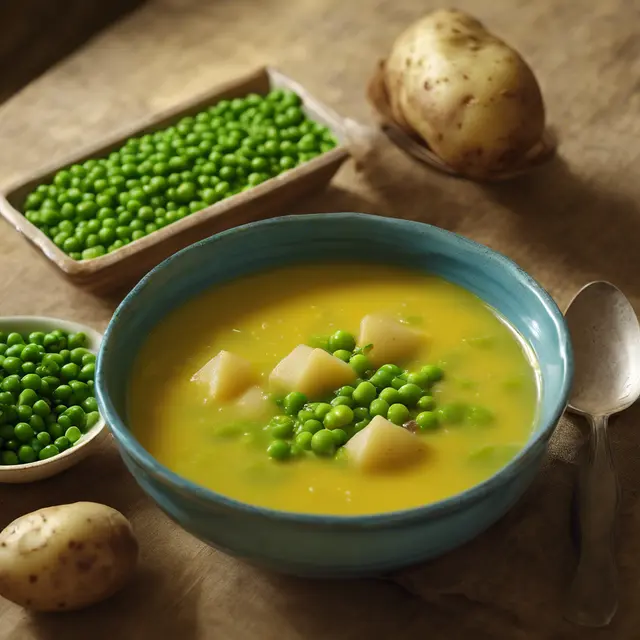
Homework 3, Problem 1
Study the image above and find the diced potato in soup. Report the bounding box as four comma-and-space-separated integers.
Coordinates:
345, 415, 427, 472
359, 314, 426, 367
191, 350, 254, 402
269, 345, 356, 399
129, 263, 539, 516
235, 386, 272, 419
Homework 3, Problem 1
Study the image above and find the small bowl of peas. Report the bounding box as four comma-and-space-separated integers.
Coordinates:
0, 317, 107, 483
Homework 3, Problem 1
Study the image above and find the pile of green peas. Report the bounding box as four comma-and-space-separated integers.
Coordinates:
264, 329, 455, 462
0, 330, 100, 465
22, 90, 337, 261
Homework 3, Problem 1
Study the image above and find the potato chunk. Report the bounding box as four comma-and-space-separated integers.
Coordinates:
359, 314, 426, 367
236, 385, 272, 419
191, 350, 255, 402
269, 345, 356, 399
345, 415, 427, 473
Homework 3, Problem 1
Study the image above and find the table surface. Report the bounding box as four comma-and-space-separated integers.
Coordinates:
2, 0, 640, 638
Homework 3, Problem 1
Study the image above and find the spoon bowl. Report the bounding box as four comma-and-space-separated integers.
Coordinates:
567, 281, 640, 417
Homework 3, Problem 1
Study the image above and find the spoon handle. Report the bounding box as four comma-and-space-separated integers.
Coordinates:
565, 414, 619, 627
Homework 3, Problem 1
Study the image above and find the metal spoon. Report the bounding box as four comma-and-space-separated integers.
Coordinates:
564, 281, 640, 627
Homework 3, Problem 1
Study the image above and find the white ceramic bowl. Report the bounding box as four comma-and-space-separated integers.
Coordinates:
0, 316, 107, 483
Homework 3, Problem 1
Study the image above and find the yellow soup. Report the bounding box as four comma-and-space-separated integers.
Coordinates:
129, 263, 538, 515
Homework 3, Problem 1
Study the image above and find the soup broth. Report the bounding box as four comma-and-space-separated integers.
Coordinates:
129, 263, 538, 515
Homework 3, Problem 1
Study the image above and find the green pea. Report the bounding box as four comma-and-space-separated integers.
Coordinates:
38, 444, 60, 460
323, 405, 353, 429
331, 395, 354, 408
437, 403, 467, 424
30, 438, 43, 454
328, 330, 356, 353
398, 383, 423, 406
352, 381, 376, 406
2, 375, 21, 393
331, 428, 348, 446
43, 353, 64, 367
59, 348, 71, 362
21, 362, 37, 375
69, 380, 90, 402
4, 439, 19, 451
407, 371, 431, 388
48, 423, 64, 439
354, 419, 370, 432
378, 364, 403, 376
313, 403, 332, 420
283, 391, 307, 416
270, 419, 295, 439
5, 344, 25, 358
267, 439, 290, 460
6, 333, 24, 346
379, 387, 401, 405
28, 332, 45, 345
337, 385, 355, 398
416, 411, 439, 431
332, 349, 351, 363
14, 422, 34, 443
32, 399, 50, 417
3, 357, 22, 375
353, 407, 370, 422
301, 419, 323, 434
70, 348, 88, 365
29, 415, 45, 432
20, 344, 41, 362
387, 403, 410, 426
369, 370, 394, 389
1, 451, 18, 465
16, 405, 32, 421
57, 414, 72, 430
349, 354, 371, 377
421, 365, 444, 383
297, 409, 315, 423
54, 436, 71, 451
417, 395, 436, 411
17, 445, 37, 463
20, 373, 41, 390
36, 431, 51, 445
0, 391, 15, 405
311, 429, 336, 456
81, 396, 98, 413
369, 398, 389, 418
65, 426, 82, 443
54, 384, 73, 402
295, 431, 313, 450
60, 362, 81, 381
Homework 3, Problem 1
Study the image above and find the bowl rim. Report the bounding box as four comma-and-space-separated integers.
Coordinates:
0, 316, 106, 475
96, 213, 573, 527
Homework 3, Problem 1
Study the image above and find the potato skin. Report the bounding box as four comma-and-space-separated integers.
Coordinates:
0, 502, 138, 612
384, 9, 545, 178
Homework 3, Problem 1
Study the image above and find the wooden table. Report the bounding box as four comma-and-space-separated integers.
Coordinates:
1, 1, 640, 638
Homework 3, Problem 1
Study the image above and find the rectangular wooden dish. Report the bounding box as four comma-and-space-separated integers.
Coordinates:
0, 67, 350, 293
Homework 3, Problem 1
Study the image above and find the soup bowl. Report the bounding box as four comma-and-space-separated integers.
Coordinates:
96, 213, 572, 577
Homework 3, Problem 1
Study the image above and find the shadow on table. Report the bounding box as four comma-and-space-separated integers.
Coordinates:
482, 156, 640, 299
26, 566, 200, 640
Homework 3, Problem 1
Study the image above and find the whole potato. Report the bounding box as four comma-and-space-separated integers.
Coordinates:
382, 9, 546, 178
0, 502, 138, 612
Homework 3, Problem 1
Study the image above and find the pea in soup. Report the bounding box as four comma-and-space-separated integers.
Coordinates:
129, 263, 538, 515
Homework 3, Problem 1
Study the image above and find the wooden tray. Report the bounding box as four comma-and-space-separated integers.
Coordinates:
0, 67, 350, 293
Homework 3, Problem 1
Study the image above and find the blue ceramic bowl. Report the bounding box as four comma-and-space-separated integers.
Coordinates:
96, 213, 572, 578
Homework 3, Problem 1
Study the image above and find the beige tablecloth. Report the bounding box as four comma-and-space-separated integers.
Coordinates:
2, 0, 640, 638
